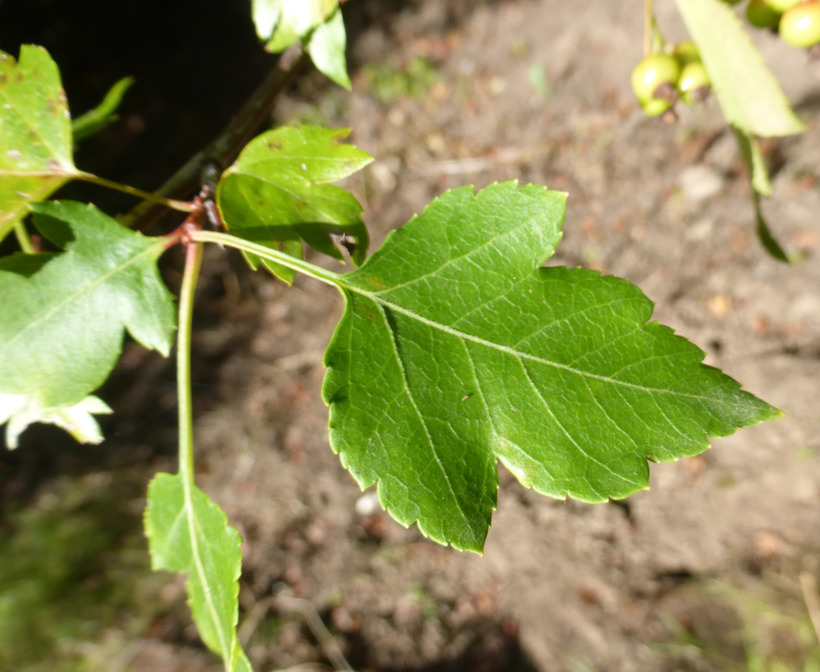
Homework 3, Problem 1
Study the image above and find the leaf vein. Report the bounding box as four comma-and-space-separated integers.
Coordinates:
350, 288, 713, 403
520, 359, 639, 492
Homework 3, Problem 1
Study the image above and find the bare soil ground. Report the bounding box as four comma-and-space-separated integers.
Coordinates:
3, 1, 820, 671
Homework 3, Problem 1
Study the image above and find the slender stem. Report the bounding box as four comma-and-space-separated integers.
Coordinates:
190, 229, 343, 288
13, 221, 34, 253
177, 241, 204, 481
75, 172, 194, 213
644, 0, 654, 57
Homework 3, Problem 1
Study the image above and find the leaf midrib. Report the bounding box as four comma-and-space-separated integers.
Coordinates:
0, 168, 76, 177
161, 481, 234, 667
344, 281, 714, 403
183, 478, 233, 666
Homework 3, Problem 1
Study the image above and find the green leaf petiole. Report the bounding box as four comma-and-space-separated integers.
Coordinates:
12, 220, 33, 253
144, 235, 252, 671
177, 240, 204, 480
190, 229, 343, 288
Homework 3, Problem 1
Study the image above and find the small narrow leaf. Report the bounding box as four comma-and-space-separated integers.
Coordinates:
145, 473, 252, 672
217, 126, 372, 282
0, 201, 176, 439
732, 125, 790, 261
72, 76, 134, 142
322, 182, 779, 552
732, 126, 771, 197
0, 45, 80, 242
675, 0, 804, 137
753, 192, 790, 262
305, 8, 352, 90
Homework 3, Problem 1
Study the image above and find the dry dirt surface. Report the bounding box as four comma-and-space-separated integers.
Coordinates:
6, 1, 820, 671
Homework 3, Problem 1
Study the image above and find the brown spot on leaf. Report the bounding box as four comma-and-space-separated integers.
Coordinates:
365, 276, 386, 290
0, 72, 7, 86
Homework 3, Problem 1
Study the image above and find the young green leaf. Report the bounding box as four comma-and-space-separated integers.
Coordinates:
145, 473, 252, 672
733, 126, 772, 198
72, 76, 134, 142
216, 125, 372, 283
252, 1, 350, 89
305, 7, 352, 90
675, 0, 805, 137
0, 46, 80, 243
0, 201, 176, 442
252, 0, 337, 52
322, 182, 779, 552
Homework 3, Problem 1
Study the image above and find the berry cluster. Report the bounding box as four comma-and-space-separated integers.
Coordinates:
631, 41, 710, 121
739, 0, 820, 48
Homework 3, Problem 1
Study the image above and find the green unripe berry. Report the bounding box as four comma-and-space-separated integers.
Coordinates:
631, 53, 681, 104
779, 1, 820, 47
677, 61, 711, 104
641, 97, 674, 117
764, 0, 800, 13
747, 0, 782, 28
673, 40, 702, 66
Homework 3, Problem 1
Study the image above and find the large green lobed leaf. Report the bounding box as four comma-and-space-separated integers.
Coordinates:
0, 201, 176, 443
145, 473, 251, 672
675, 0, 804, 137
217, 125, 372, 282
323, 182, 779, 552
0, 45, 79, 242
